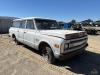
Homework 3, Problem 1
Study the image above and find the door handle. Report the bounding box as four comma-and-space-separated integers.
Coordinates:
24, 32, 26, 33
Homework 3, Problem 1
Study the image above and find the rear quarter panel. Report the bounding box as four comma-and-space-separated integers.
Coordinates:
9, 27, 19, 38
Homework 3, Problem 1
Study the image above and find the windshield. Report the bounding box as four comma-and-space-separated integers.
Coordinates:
35, 19, 61, 30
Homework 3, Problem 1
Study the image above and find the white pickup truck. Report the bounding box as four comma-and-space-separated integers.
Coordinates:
9, 17, 88, 63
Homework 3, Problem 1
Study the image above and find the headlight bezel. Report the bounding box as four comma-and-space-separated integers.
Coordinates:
60, 43, 69, 53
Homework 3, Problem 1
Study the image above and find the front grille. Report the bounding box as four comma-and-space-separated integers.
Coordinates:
69, 42, 86, 50
70, 37, 87, 43
68, 37, 87, 50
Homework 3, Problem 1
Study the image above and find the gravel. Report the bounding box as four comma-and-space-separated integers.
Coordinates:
0, 34, 100, 75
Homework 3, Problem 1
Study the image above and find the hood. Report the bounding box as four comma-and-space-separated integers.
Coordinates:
39, 30, 85, 39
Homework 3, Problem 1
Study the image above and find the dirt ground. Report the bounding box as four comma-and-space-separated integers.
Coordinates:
0, 34, 100, 75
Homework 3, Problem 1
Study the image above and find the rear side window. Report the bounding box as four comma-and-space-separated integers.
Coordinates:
12, 21, 20, 28
26, 20, 35, 29
19, 20, 26, 28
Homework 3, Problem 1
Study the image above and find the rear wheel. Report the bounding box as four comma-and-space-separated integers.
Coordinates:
13, 36, 20, 45
42, 45, 55, 64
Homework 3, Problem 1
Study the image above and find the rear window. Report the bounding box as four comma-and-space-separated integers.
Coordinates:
12, 21, 20, 28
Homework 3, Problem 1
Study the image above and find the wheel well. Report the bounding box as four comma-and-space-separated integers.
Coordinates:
39, 42, 50, 51
12, 34, 15, 38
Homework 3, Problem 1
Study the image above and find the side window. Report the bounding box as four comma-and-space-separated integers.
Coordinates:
12, 21, 20, 28
19, 20, 26, 28
26, 20, 35, 29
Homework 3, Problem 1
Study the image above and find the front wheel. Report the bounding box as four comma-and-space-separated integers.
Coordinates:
42, 45, 55, 64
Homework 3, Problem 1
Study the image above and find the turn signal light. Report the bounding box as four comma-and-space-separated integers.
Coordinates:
54, 44, 59, 48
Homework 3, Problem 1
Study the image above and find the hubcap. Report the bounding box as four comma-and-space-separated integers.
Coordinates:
43, 47, 49, 61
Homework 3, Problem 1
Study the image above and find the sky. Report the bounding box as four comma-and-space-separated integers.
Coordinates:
0, 0, 100, 22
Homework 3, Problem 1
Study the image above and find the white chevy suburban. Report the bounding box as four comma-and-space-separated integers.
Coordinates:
9, 17, 88, 63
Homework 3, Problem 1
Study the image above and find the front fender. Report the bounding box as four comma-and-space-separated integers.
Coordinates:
35, 39, 55, 53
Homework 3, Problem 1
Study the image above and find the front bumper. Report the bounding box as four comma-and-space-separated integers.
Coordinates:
58, 43, 88, 60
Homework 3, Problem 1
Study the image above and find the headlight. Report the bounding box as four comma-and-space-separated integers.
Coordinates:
64, 43, 69, 50
60, 43, 69, 53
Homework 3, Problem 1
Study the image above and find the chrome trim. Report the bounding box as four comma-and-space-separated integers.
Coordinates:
64, 43, 87, 53
67, 36, 87, 42
69, 40, 86, 48
60, 43, 64, 53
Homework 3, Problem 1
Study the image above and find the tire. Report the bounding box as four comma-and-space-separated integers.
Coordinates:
13, 37, 20, 45
42, 45, 55, 64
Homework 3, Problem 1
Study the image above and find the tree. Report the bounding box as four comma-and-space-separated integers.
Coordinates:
95, 20, 100, 22
82, 19, 93, 22
71, 19, 76, 23
70, 19, 76, 24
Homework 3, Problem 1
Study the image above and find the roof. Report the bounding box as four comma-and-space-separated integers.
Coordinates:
13, 17, 56, 21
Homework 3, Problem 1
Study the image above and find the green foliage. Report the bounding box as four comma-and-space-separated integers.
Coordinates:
70, 19, 76, 24
82, 19, 93, 22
